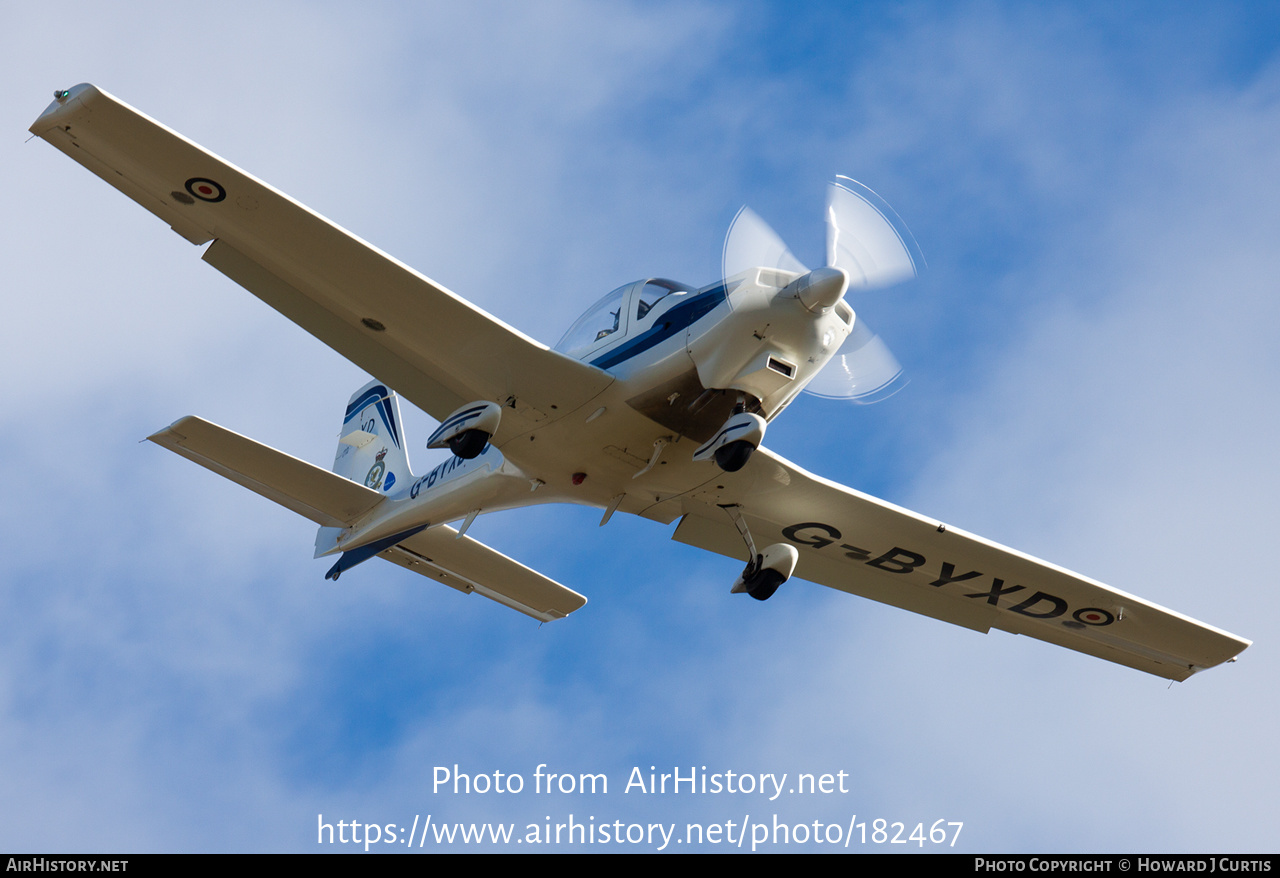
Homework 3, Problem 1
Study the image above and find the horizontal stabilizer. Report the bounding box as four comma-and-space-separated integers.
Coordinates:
148, 416, 383, 527
380, 526, 587, 622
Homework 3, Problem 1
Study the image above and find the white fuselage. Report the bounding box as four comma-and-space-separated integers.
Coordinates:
330, 267, 852, 555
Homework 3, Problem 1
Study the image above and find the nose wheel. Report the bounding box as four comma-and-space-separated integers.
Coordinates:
714, 440, 755, 473
694, 410, 766, 473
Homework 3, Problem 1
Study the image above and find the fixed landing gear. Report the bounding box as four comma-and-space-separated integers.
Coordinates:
447, 429, 490, 460
737, 557, 786, 600
714, 439, 755, 473
731, 542, 799, 601
428, 401, 502, 459
694, 410, 766, 473
722, 504, 799, 601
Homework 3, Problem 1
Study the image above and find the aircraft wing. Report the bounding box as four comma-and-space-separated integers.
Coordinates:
672, 448, 1250, 681
30, 84, 612, 444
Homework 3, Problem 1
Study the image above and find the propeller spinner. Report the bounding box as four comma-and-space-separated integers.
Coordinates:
722, 177, 923, 403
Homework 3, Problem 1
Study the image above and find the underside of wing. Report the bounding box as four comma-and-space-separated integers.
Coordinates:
673, 448, 1250, 681
31, 84, 612, 445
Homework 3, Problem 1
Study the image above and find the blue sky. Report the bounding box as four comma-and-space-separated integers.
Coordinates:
4, 1, 1278, 852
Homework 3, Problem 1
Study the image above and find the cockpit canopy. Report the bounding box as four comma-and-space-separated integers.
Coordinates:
554, 278, 698, 360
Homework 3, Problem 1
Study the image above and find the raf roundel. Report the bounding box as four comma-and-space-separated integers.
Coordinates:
184, 177, 226, 203
1073, 608, 1115, 627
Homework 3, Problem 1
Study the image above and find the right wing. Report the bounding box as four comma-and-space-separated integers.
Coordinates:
672, 448, 1250, 681
31, 84, 612, 445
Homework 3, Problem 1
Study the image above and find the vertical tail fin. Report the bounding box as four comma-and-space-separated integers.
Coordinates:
317, 380, 413, 559
333, 380, 414, 492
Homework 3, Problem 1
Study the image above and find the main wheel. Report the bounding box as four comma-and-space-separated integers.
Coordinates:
744, 568, 785, 601
447, 429, 490, 459
714, 439, 755, 473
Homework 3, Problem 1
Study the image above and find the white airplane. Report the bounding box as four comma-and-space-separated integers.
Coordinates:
31, 84, 1250, 681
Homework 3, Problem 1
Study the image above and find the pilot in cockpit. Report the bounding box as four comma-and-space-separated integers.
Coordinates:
595, 309, 620, 341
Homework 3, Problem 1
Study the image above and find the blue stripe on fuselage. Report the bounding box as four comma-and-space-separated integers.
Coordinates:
589, 284, 727, 371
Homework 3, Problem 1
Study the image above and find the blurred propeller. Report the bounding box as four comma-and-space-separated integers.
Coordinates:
803, 319, 905, 402
722, 176, 923, 403
722, 205, 808, 279
825, 175, 923, 289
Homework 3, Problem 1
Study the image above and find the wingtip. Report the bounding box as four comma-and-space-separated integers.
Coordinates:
30, 83, 100, 134
145, 415, 200, 444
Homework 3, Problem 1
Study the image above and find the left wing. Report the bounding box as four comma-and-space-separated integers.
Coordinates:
673, 448, 1250, 681
30, 84, 612, 444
